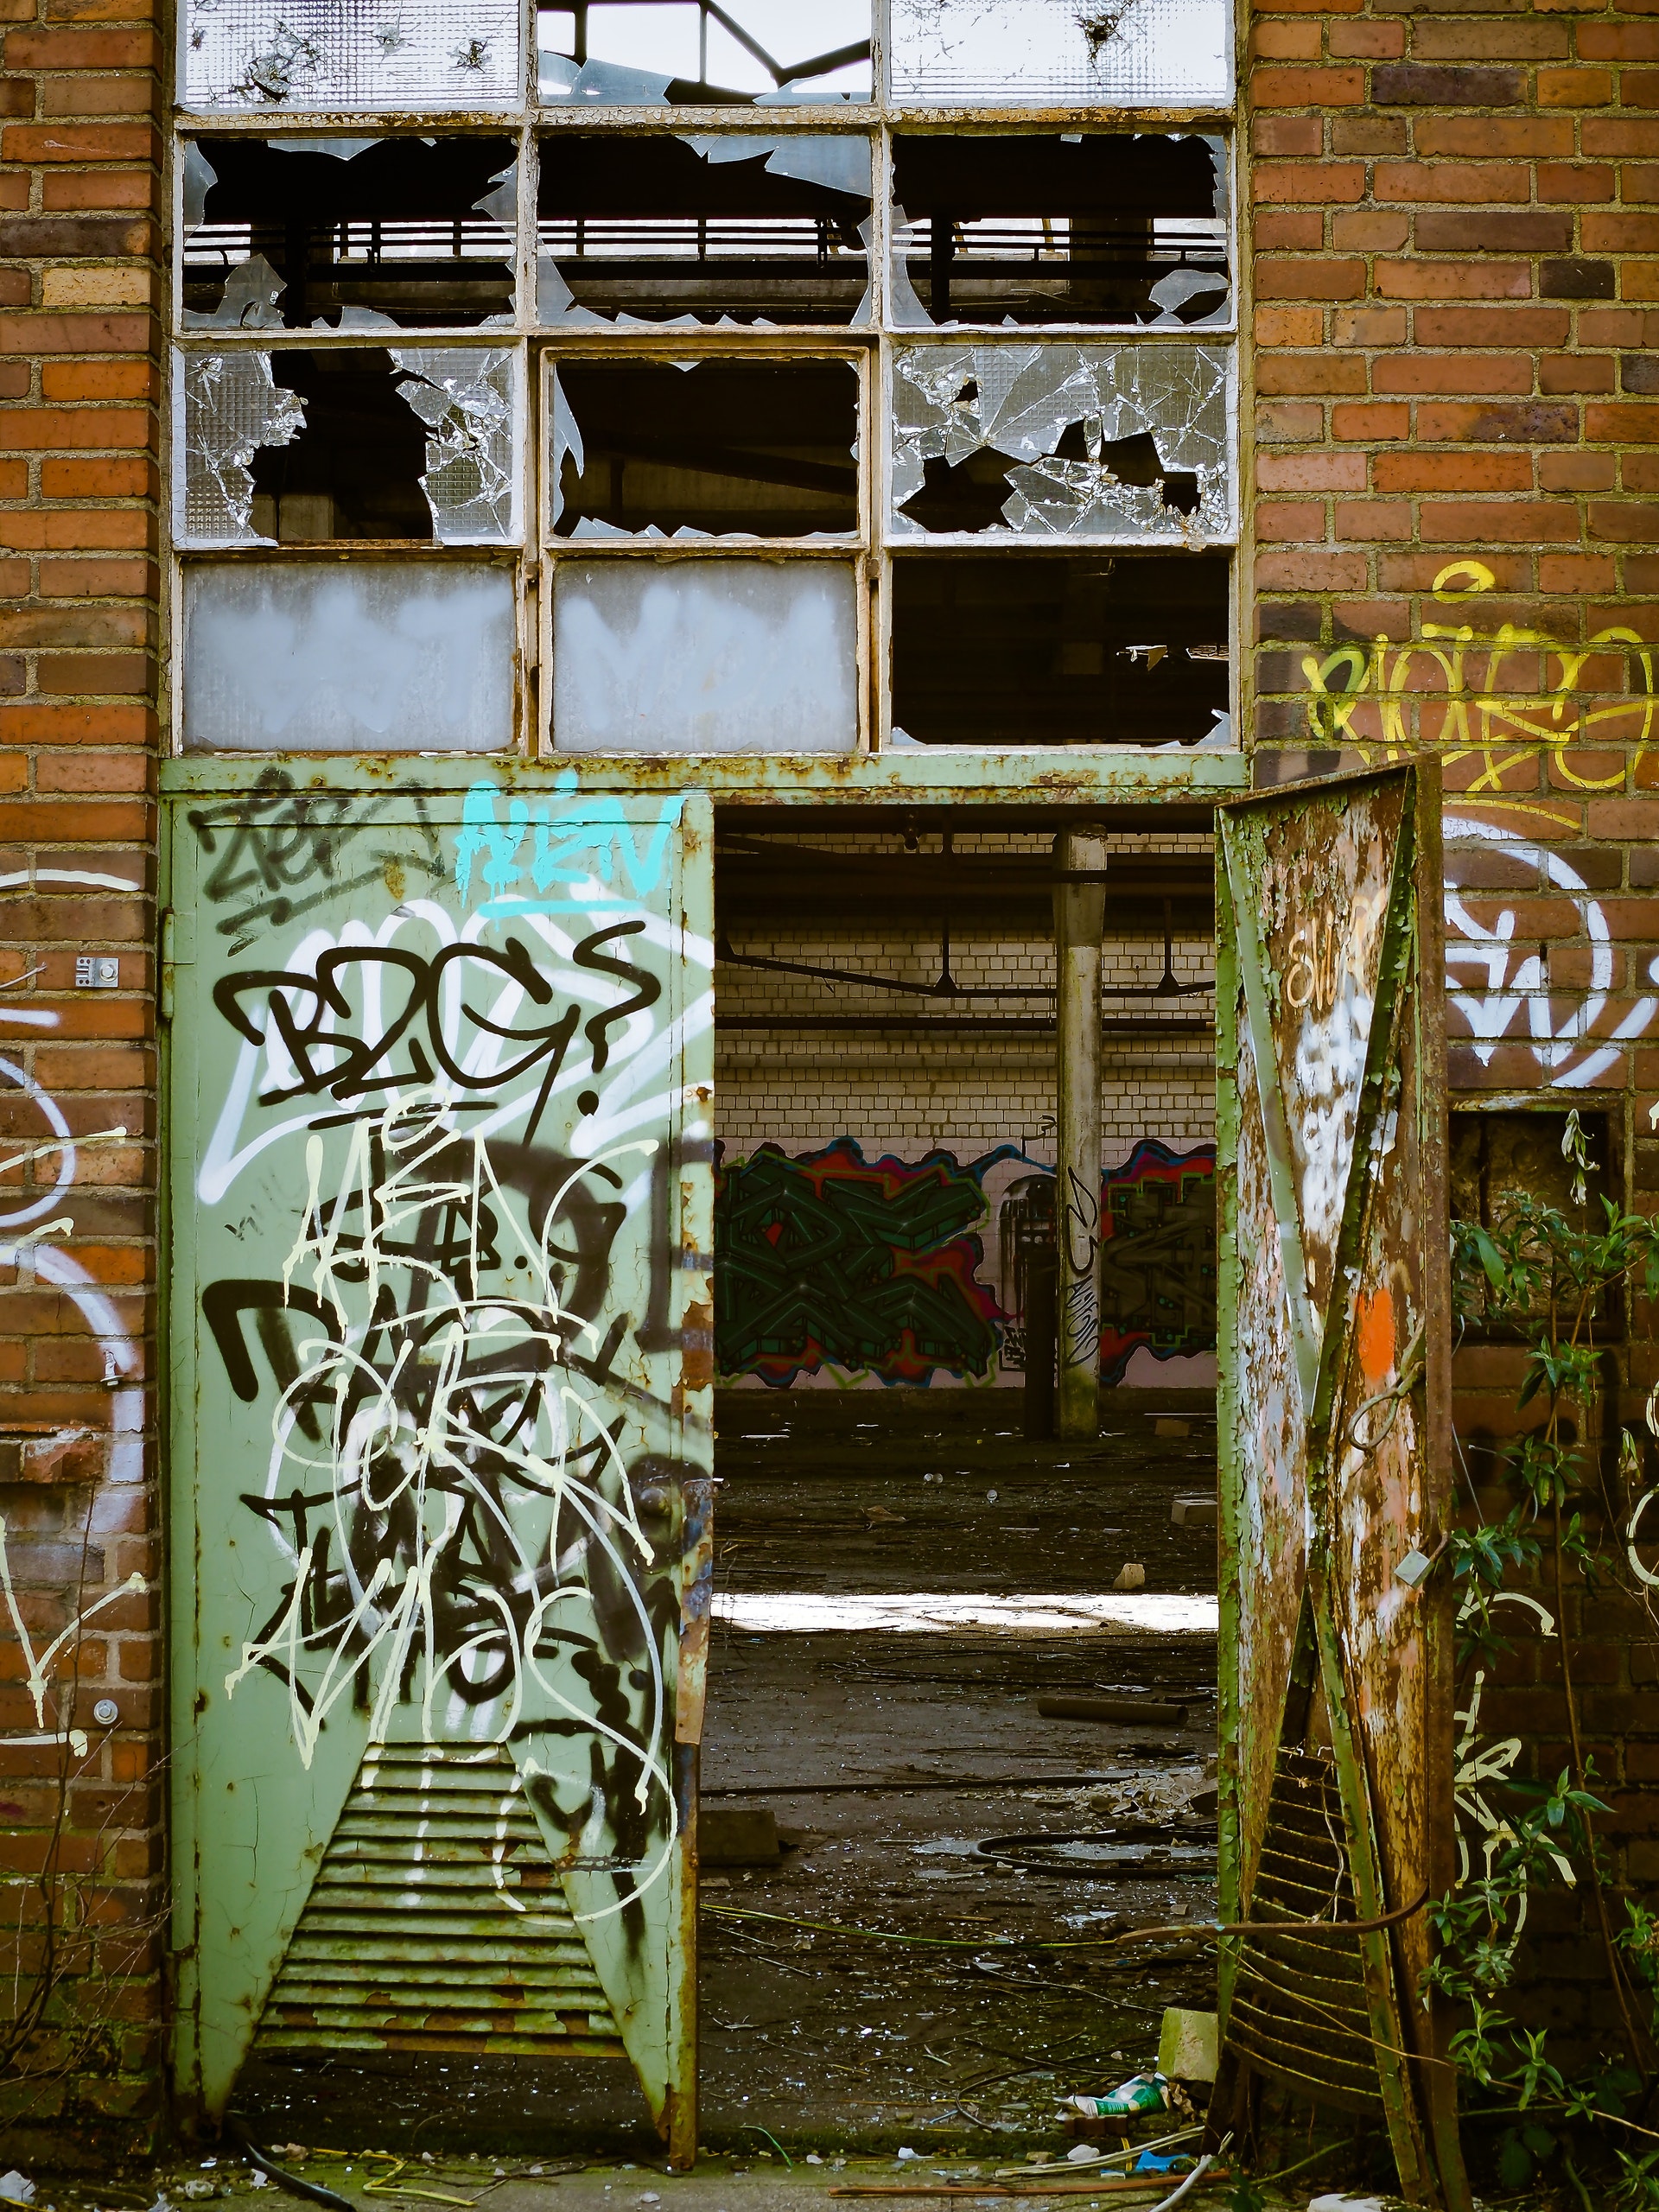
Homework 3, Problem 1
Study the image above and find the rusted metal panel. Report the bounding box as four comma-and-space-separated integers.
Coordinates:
166, 784, 715, 2152
1215, 764, 1465, 2210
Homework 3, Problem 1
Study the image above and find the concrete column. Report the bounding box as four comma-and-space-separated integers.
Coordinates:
1053, 825, 1108, 1439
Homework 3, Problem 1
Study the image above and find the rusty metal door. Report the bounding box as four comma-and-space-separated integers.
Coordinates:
1214, 762, 1466, 2207
165, 779, 714, 2159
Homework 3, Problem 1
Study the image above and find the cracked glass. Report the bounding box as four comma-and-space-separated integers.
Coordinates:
183, 0, 522, 110
889, 134, 1228, 331
889, 342, 1231, 544
553, 559, 857, 752
183, 561, 517, 750
887, 0, 1231, 107
537, 0, 871, 104
537, 132, 871, 327
391, 346, 519, 540
181, 349, 307, 543
181, 137, 517, 329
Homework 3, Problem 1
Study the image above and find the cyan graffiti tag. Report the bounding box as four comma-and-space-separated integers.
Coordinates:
453, 779, 684, 916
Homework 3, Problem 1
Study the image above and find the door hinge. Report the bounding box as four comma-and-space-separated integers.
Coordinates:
160, 907, 195, 1022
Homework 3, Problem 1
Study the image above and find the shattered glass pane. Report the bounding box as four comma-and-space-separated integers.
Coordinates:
887, 0, 1231, 107
182, 137, 517, 329
891, 552, 1230, 747
552, 560, 856, 752
390, 346, 519, 541
889, 343, 1232, 544
550, 359, 858, 537
537, 132, 870, 327
890, 135, 1228, 330
537, 1, 871, 105
181, 349, 306, 543
183, 561, 517, 750
183, 0, 521, 111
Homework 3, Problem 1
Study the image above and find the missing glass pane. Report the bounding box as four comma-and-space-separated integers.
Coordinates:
887, 0, 1230, 107
537, 133, 870, 327
553, 560, 857, 752
537, 1, 870, 104
890, 553, 1230, 747
184, 0, 521, 111
183, 561, 517, 751
182, 136, 517, 330
890, 342, 1231, 543
890, 135, 1227, 329
550, 358, 857, 537
181, 345, 518, 545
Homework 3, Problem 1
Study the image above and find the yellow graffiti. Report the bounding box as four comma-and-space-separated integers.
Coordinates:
1299, 561, 1656, 796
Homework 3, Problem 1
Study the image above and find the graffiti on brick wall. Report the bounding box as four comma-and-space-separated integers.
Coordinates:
1298, 560, 1656, 796
715, 1138, 1015, 1386
715, 1137, 1217, 1387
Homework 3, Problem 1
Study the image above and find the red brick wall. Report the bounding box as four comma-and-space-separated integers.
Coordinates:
1244, 0, 1659, 2070
0, 0, 162, 2158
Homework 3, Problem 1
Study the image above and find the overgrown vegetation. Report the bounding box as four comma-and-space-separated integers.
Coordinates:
1439, 1109, 1659, 2202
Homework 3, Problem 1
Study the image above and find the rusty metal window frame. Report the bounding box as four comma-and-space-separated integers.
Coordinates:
165, 0, 1238, 765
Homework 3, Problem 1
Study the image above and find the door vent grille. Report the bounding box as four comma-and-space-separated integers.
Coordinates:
254, 1741, 627, 2060
1225, 1745, 1383, 2115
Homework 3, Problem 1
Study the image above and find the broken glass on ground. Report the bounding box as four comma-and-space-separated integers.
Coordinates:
552, 559, 857, 751
182, 561, 517, 750
890, 136, 1228, 330
890, 343, 1231, 544
537, 0, 871, 104
537, 132, 870, 327
183, 0, 521, 111
180, 350, 306, 543
890, 552, 1230, 747
181, 137, 517, 329
887, 0, 1231, 108
550, 358, 858, 537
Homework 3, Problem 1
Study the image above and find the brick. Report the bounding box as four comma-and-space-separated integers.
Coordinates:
1255, 352, 1370, 393
1254, 160, 1367, 202
1375, 451, 1535, 490
1255, 305, 1325, 346
1252, 66, 1366, 105
1332, 210, 1411, 250
1413, 209, 1574, 253
1332, 400, 1412, 437
1580, 24, 1659, 57
1416, 306, 1573, 345
1373, 161, 1531, 202
1538, 67, 1614, 105
1413, 21, 1571, 56
3, 25, 158, 64
1419, 499, 1586, 543
39, 456, 153, 498
1329, 21, 1405, 53
1373, 63, 1525, 102
1377, 257, 1534, 298
1536, 162, 1617, 200
1256, 499, 1328, 539
41, 360, 154, 401
0, 408, 154, 453
1590, 500, 1659, 540
1253, 115, 1323, 155
0, 313, 154, 355
1252, 20, 1323, 55
1255, 208, 1323, 248
0, 123, 159, 163
1333, 115, 1408, 153
1257, 452, 1369, 492
1335, 499, 1414, 537
1331, 306, 1409, 345
1541, 354, 1617, 392
1417, 118, 1577, 157
1588, 403, 1659, 440
1541, 257, 1618, 297
1417, 400, 1580, 440
1256, 257, 1367, 299
1255, 550, 1371, 589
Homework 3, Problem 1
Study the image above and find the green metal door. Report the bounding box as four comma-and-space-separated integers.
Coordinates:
1213, 763, 1467, 2209
165, 778, 715, 2159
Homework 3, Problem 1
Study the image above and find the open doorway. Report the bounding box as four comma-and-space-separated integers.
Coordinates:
698, 813, 1224, 2152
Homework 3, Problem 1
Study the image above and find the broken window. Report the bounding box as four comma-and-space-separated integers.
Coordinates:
537, 1, 871, 104
180, 344, 518, 545
183, 0, 522, 111
537, 133, 871, 327
890, 135, 1228, 329
887, 0, 1231, 107
889, 552, 1230, 747
889, 343, 1231, 543
181, 136, 517, 330
552, 559, 857, 751
549, 358, 858, 537
182, 561, 517, 750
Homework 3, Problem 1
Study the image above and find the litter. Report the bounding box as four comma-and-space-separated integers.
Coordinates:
1308, 2200, 1386, 2212
1068, 2073, 1179, 2117
1112, 1564, 1147, 1592
0, 2179, 35, 2208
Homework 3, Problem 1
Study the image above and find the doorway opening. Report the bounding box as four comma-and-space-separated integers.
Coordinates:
699, 810, 1224, 2152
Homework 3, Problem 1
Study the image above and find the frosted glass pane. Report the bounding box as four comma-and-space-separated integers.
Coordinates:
183, 562, 516, 750
553, 561, 856, 753
887, 0, 1231, 107
183, 0, 521, 110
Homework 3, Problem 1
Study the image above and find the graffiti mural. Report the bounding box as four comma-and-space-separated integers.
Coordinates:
170, 783, 713, 2121
715, 1138, 1014, 1386
715, 1136, 1217, 1388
